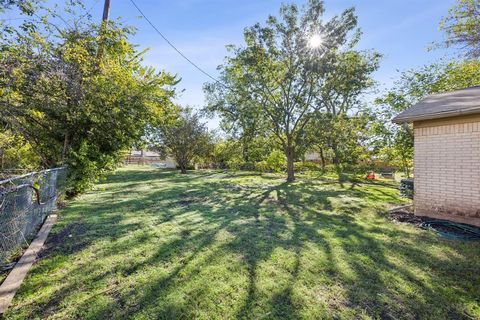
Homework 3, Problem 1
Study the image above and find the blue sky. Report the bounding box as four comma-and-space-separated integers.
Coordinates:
5, 0, 457, 128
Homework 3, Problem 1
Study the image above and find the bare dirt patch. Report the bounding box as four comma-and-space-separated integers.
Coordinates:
39, 222, 89, 258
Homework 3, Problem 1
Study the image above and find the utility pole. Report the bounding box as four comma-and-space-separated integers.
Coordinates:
97, 0, 110, 59
102, 0, 111, 23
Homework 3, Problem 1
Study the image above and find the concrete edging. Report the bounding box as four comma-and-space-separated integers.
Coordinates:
0, 214, 58, 314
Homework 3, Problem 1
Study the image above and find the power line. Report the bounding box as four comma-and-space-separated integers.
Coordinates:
0, 18, 25, 21
128, 0, 224, 86
78, 0, 101, 23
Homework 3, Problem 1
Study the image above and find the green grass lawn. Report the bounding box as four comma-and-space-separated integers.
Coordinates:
3, 166, 480, 319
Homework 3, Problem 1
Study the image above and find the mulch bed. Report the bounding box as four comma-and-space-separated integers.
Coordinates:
389, 208, 480, 240
389, 209, 426, 225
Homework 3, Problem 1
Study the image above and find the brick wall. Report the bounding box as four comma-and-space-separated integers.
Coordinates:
413, 114, 480, 227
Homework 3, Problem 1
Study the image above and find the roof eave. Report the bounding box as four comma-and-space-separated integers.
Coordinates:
392, 106, 480, 124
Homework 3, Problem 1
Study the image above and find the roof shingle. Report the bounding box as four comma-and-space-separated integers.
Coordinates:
392, 86, 480, 123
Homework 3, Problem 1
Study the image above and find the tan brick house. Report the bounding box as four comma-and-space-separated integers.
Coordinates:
393, 86, 480, 227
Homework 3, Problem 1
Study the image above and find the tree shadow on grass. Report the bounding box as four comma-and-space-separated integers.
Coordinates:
6, 169, 480, 320
219, 180, 476, 319
270, 183, 477, 319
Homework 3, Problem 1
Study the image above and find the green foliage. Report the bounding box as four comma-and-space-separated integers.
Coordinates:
0, 129, 40, 173
0, 2, 177, 194
0, 0, 38, 15
308, 112, 372, 169
208, 135, 280, 170
293, 161, 321, 172
265, 150, 287, 172
211, 139, 244, 170
439, 0, 480, 59
67, 140, 120, 193
205, 0, 379, 182
148, 108, 211, 174
225, 155, 245, 171
255, 149, 286, 172
434, 60, 480, 90
375, 60, 480, 177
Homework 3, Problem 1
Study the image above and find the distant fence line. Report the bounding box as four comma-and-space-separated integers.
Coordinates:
0, 167, 67, 266
124, 155, 163, 165
124, 155, 177, 168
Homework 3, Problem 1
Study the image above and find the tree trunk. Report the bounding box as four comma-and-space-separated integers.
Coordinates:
331, 143, 340, 166
403, 158, 410, 178
319, 147, 326, 171
61, 132, 69, 162
180, 158, 187, 174
140, 149, 145, 165
286, 145, 295, 182
331, 142, 341, 174
242, 136, 249, 162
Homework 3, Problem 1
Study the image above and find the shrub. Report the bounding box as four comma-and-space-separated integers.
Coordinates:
265, 150, 287, 172
226, 155, 245, 171
294, 161, 321, 172
241, 162, 256, 171
255, 161, 269, 172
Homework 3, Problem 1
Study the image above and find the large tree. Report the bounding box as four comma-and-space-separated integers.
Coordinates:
205, 0, 379, 181
311, 50, 380, 167
0, 1, 177, 193
439, 0, 480, 59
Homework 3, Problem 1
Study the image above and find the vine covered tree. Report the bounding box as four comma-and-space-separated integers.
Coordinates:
0, 1, 178, 193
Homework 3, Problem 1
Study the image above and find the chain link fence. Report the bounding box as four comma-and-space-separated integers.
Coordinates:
0, 167, 67, 266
